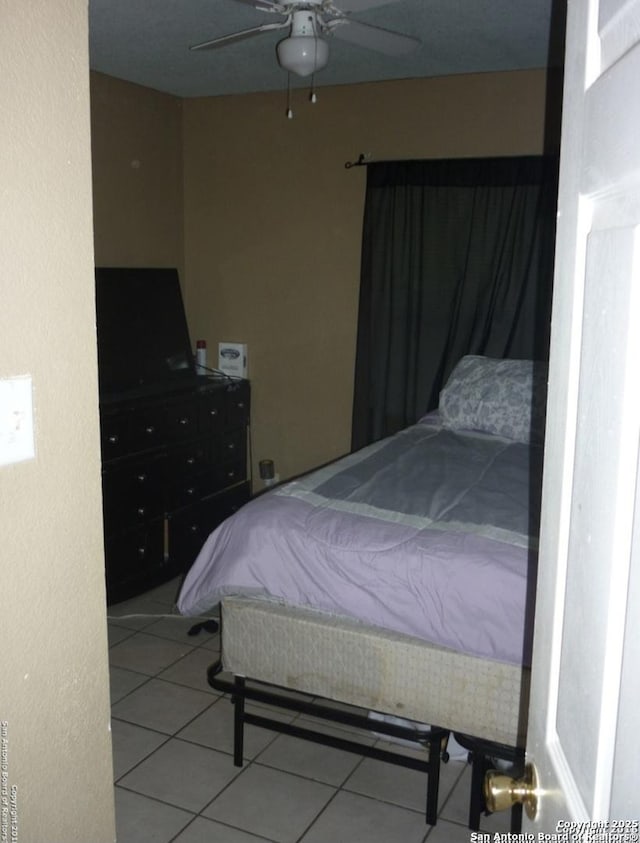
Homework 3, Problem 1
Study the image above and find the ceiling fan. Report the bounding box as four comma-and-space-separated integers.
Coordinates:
190, 0, 420, 78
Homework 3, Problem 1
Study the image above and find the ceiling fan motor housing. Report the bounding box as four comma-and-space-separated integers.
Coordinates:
277, 10, 329, 76
291, 9, 319, 36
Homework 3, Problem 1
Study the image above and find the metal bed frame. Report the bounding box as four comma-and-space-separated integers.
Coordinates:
208, 659, 447, 826
207, 661, 525, 831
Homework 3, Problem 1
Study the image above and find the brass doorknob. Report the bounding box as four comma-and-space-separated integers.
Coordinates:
484, 762, 538, 820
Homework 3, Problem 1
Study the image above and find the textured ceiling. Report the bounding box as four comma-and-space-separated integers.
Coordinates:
89, 0, 559, 99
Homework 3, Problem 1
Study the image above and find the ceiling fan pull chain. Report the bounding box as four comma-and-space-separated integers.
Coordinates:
286, 71, 293, 119
309, 32, 318, 103
312, 30, 318, 102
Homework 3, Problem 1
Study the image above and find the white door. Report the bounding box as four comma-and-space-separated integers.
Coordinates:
523, 0, 640, 827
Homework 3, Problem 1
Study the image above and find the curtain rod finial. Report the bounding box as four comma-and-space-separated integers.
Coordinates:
345, 153, 372, 169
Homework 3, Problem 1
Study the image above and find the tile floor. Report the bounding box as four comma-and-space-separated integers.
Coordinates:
108, 578, 515, 843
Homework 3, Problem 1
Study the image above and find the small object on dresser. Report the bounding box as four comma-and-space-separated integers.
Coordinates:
218, 342, 248, 378
259, 458, 279, 487
195, 339, 207, 371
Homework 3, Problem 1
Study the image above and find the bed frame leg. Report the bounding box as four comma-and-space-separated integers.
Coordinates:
468, 750, 489, 830
452, 732, 524, 832
233, 675, 245, 767
425, 729, 443, 825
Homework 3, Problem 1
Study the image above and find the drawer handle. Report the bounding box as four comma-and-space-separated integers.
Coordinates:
237, 402, 245, 409
186, 457, 196, 465
179, 418, 190, 426
227, 443, 236, 451
137, 507, 146, 516
137, 547, 146, 558
209, 409, 219, 417
136, 473, 147, 483
186, 487, 195, 496
227, 470, 236, 479
145, 426, 155, 435
108, 435, 119, 445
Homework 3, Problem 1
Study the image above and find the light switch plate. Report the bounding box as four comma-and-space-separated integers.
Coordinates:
0, 376, 35, 466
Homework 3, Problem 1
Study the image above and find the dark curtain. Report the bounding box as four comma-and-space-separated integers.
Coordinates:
351, 155, 558, 451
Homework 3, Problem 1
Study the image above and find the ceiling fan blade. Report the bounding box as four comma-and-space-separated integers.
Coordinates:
333, 0, 402, 11
329, 19, 420, 56
230, 0, 286, 11
190, 20, 287, 51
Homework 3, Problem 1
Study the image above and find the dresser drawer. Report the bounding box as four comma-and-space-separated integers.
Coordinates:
216, 429, 246, 465
168, 507, 211, 569
168, 441, 210, 478
100, 409, 131, 460
215, 460, 245, 492
102, 454, 166, 533
198, 390, 226, 435
166, 475, 210, 512
165, 398, 198, 442
104, 519, 166, 603
171, 483, 251, 571
128, 404, 166, 452
225, 382, 250, 428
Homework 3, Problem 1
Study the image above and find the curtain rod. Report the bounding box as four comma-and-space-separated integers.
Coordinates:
344, 153, 372, 169
345, 153, 559, 170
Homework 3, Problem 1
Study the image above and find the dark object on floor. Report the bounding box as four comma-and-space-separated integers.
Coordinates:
187, 619, 219, 636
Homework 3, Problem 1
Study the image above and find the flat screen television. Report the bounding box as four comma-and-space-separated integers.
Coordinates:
95, 267, 197, 397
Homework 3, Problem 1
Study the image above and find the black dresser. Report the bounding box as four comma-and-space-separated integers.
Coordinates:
95, 267, 251, 604
99, 379, 250, 604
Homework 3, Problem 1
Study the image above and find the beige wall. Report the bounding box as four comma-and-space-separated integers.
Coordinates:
182, 70, 552, 483
1, 2, 115, 842
90, 68, 553, 485
91, 72, 184, 273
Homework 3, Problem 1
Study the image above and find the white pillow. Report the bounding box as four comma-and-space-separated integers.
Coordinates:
439, 355, 547, 444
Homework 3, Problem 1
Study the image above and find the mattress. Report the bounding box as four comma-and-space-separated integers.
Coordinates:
178, 417, 542, 667
220, 596, 530, 748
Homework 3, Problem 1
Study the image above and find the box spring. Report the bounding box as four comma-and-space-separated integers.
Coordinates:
220, 597, 529, 749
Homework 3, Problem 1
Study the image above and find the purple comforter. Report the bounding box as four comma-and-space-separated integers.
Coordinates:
178, 420, 541, 666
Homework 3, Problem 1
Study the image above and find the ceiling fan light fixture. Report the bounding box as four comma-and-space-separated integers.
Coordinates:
277, 35, 328, 77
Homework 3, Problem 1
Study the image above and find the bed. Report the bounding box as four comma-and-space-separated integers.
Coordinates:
177, 355, 547, 827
